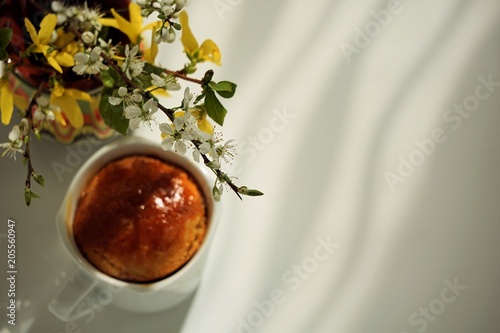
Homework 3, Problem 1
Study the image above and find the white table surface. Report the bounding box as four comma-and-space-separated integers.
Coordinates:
1, 0, 500, 332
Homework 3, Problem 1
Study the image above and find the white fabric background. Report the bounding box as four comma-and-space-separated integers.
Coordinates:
0, 0, 499, 332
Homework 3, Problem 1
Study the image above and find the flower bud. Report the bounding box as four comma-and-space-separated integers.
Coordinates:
46, 111, 55, 122
8, 126, 20, 142
162, 5, 174, 16
82, 31, 95, 44
33, 109, 45, 124
161, 27, 176, 43
153, 31, 162, 44
175, 0, 186, 10
51, 1, 64, 12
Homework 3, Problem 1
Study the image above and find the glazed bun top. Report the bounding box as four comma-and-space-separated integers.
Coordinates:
73, 155, 207, 283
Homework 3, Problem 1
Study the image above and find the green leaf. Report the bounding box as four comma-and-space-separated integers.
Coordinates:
204, 89, 227, 126
25, 192, 31, 206
238, 186, 264, 196
208, 81, 237, 98
33, 173, 45, 187
0, 28, 12, 49
99, 87, 129, 135
24, 188, 41, 206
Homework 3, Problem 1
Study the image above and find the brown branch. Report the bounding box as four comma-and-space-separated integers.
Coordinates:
201, 153, 242, 200
165, 69, 204, 85
23, 81, 46, 205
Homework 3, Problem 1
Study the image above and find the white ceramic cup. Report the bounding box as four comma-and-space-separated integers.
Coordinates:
49, 136, 221, 322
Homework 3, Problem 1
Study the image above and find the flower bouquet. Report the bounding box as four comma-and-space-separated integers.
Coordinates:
0, 0, 262, 205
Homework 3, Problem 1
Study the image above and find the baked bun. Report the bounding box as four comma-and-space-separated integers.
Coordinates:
73, 155, 207, 283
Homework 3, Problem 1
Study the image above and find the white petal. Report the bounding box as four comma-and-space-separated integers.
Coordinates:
192, 148, 200, 162
118, 87, 128, 97
51, 1, 64, 12
174, 117, 184, 131
166, 83, 181, 91
175, 140, 187, 155
199, 142, 211, 154
143, 98, 155, 112
124, 105, 141, 119
161, 137, 174, 151
130, 45, 139, 57
129, 118, 141, 130
131, 94, 143, 103
8, 126, 20, 142
46, 111, 55, 122
36, 96, 50, 108
72, 64, 86, 75
182, 87, 191, 108
159, 123, 173, 135
90, 46, 101, 62
74, 53, 89, 65
33, 109, 45, 123
108, 97, 122, 106
150, 73, 165, 87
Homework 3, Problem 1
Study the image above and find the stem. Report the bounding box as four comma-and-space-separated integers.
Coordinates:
165, 69, 204, 85
23, 81, 45, 205
201, 153, 242, 200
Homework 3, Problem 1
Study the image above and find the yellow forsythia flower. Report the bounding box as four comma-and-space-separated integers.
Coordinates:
100, 2, 160, 45
179, 11, 221, 65
50, 83, 91, 129
24, 14, 74, 73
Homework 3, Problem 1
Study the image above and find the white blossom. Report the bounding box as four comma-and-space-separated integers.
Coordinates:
72, 47, 108, 75
216, 139, 237, 164
124, 98, 158, 130
159, 123, 187, 154
1, 126, 23, 160
108, 87, 143, 108
122, 45, 145, 79
32, 97, 59, 126
150, 73, 165, 87
150, 73, 181, 90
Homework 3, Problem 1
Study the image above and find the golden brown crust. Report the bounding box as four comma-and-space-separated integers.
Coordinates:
73, 155, 207, 283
